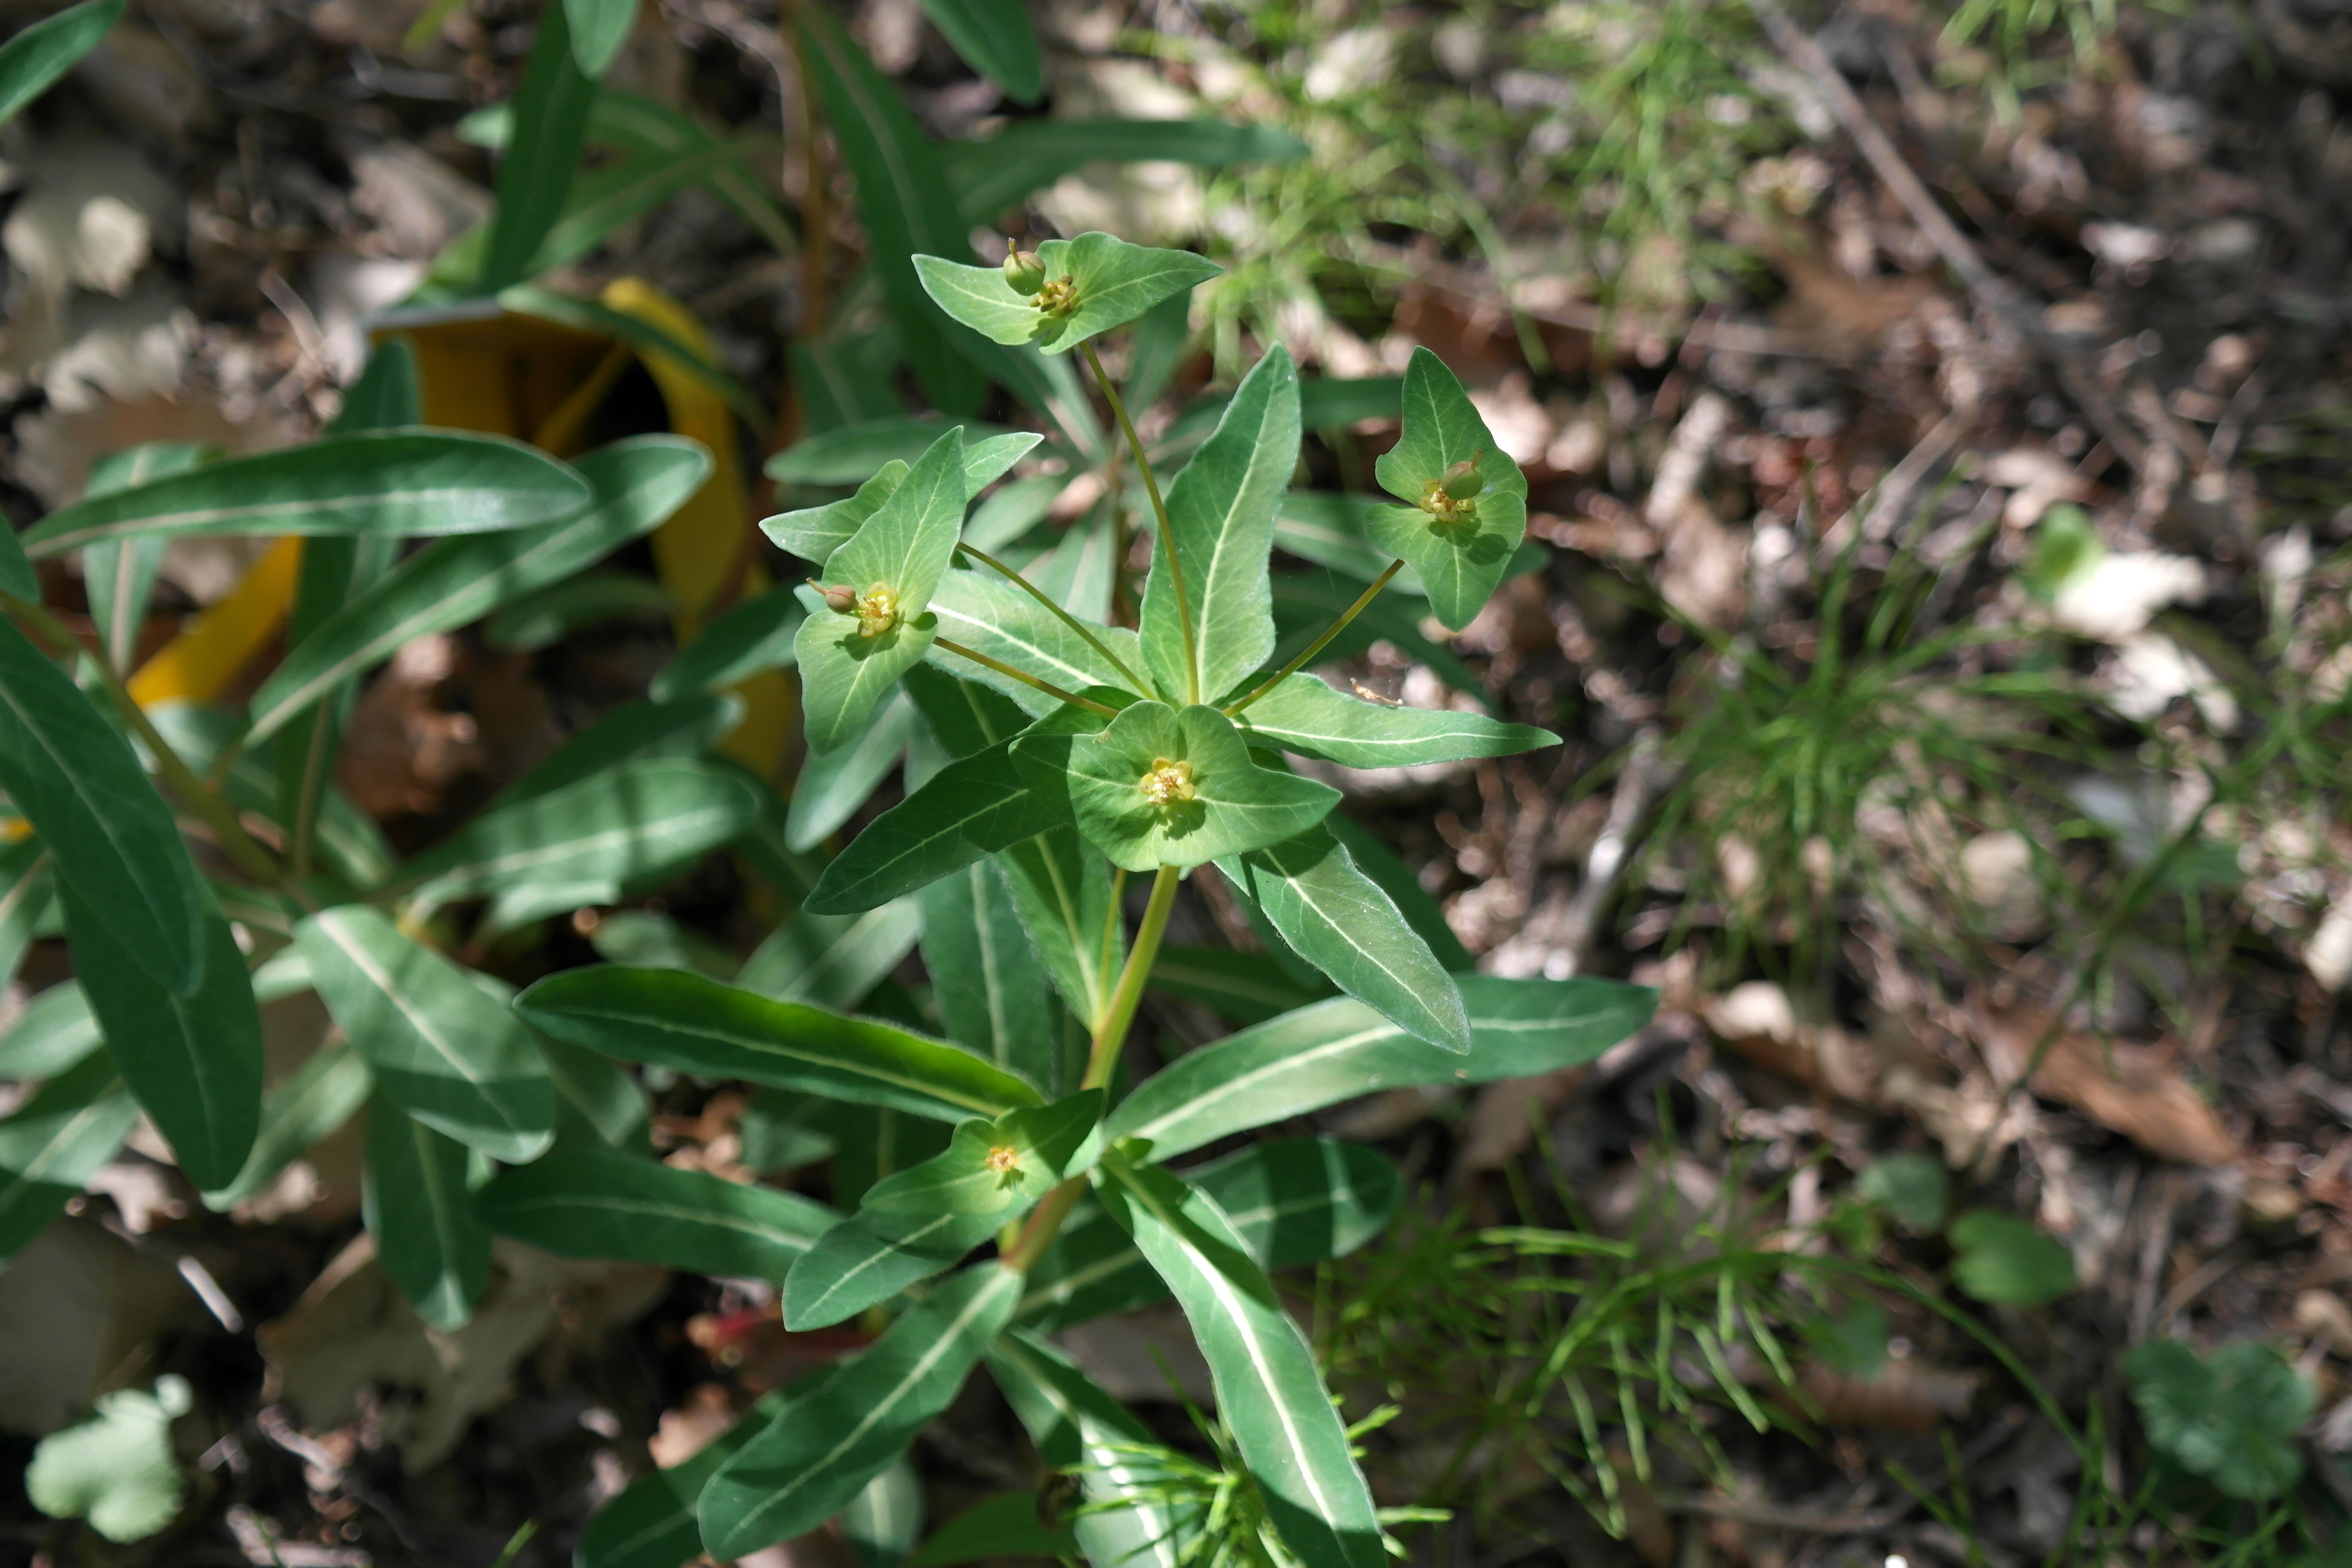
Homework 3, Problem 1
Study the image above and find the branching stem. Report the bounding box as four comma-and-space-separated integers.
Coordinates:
934, 637, 1120, 717
1082, 340, 1197, 703
1224, 558, 1403, 716
956, 542, 1148, 692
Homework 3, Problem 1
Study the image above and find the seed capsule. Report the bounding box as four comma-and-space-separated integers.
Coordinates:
1441, 456, 1485, 501
1003, 247, 1047, 296
819, 582, 858, 614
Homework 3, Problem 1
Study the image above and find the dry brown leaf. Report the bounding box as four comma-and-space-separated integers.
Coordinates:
1795, 1358, 1979, 1433
1975, 1003, 2239, 1167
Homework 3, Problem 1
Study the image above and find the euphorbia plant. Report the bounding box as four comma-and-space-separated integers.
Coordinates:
519, 236, 1655, 1568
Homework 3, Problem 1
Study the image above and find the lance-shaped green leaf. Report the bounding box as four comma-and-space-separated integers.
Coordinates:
0, 1050, 138, 1262
845, 1459, 925, 1568
481, 0, 597, 289
1151, 945, 1332, 1026
495, 693, 743, 807
919, 0, 1039, 102
297, 907, 555, 1163
917, 233, 1222, 355
565, 0, 636, 77
1095, 1152, 1384, 1568
998, 827, 1121, 1029
1108, 975, 1657, 1159
793, 4, 982, 413
1019, 1139, 1399, 1332
0, 618, 206, 993
475, 1142, 836, 1280
0, 0, 121, 129
62, 891, 260, 1191
649, 587, 802, 703
1234, 674, 1558, 769
700, 1263, 1024, 1559
80, 444, 212, 665
0, 839, 52, 991
1141, 344, 1298, 706
1274, 491, 1420, 590
0, 982, 101, 1081
365, 1096, 490, 1330
1219, 826, 1467, 1054
984, 1331, 1193, 1568
780, 1204, 997, 1329
764, 460, 905, 566
919, 860, 1057, 1090
738, 898, 923, 1011
1017, 701, 1338, 873
543, 1033, 652, 1151
803, 738, 1062, 914
246, 437, 707, 745
903, 664, 1029, 757
764, 421, 1037, 492
798, 427, 971, 752
1367, 347, 1529, 631
865, 1090, 1102, 1216
925, 568, 1147, 717
204, 1044, 373, 1212
905, 1489, 1072, 1568
579, 1383, 797, 1568
787, 686, 914, 851
0, 510, 32, 600
398, 758, 760, 909
516, 965, 1041, 1121
1321, 812, 1471, 969
21, 432, 594, 558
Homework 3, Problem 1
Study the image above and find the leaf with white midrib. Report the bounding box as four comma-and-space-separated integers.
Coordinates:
1232, 673, 1558, 769
985, 1331, 1189, 1568
925, 570, 1144, 715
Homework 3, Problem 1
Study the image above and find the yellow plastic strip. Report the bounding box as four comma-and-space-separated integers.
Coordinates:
127, 535, 304, 707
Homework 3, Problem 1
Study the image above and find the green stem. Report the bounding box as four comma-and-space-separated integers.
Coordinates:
934, 637, 1120, 718
1004, 861, 1181, 1275
1224, 558, 1403, 717
1083, 340, 1197, 704
1, 591, 288, 890
956, 542, 1148, 693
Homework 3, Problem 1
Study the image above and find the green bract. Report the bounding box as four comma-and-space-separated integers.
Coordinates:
1369, 347, 1531, 631
916, 232, 1223, 355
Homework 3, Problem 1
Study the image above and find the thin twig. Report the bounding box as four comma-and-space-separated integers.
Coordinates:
1083, 340, 1199, 702
934, 637, 1119, 717
956, 542, 1148, 692
1224, 559, 1403, 717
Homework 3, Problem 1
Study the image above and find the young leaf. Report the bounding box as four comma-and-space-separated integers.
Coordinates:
2124, 1339, 2315, 1501
1095, 1152, 1385, 1568
204, 1043, 373, 1212
917, 233, 1222, 355
515, 965, 1042, 1121
919, 860, 1058, 1090
864, 1090, 1102, 1216
245, 437, 710, 745
1106, 976, 1657, 1159
482, 0, 597, 289
1948, 1209, 2076, 1306
475, 1142, 836, 1280
61, 890, 261, 1191
781, 1205, 999, 1329
1232, 673, 1558, 768
983, 1331, 1191, 1568
792, 5, 983, 413
1856, 1153, 1948, 1233
0, 1049, 138, 1262
1017, 701, 1338, 873
1017, 1139, 1400, 1332
494, 694, 743, 807
1219, 826, 1469, 1053
699, 1263, 1025, 1559
0, 0, 122, 130
927, 568, 1147, 717
997, 828, 1122, 1029
365, 1096, 491, 1330
24, 1375, 188, 1545
917, 0, 1039, 102
799, 427, 971, 751
296, 907, 555, 1163
649, 585, 803, 702
397, 758, 761, 910
802, 737, 1061, 915
787, 686, 915, 851
21, 432, 595, 558
0, 618, 207, 993
1368, 347, 1530, 631
737, 898, 923, 1010
565, 0, 637, 77
1140, 344, 1298, 705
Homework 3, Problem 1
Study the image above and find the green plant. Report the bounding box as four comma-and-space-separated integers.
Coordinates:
2125, 1340, 2317, 1503
24, 1375, 191, 1544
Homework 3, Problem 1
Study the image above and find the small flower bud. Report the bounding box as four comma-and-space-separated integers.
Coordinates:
1441, 456, 1485, 501
1003, 248, 1047, 295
